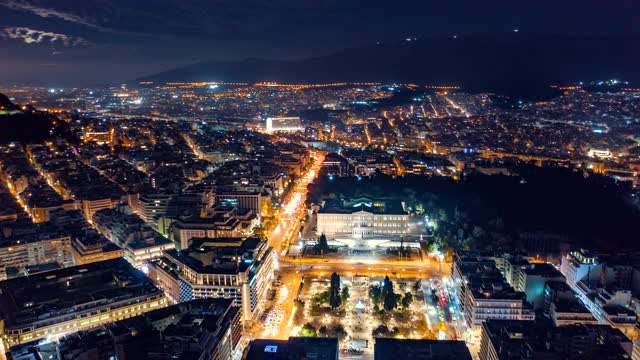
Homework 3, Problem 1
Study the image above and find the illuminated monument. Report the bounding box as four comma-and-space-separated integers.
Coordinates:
316, 197, 416, 250
265, 116, 302, 132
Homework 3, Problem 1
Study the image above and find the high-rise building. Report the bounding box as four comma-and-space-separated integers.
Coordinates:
131, 192, 174, 229
147, 237, 274, 323
213, 191, 267, 215
451, 252, 534, 327
71, 232, 123, 265
91, 208, 174, 268
0, 233, 74, 278
560, 249, 601, 287
10, 299, 242, 360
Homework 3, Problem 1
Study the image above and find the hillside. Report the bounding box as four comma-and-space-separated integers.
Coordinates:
137, 33, 640, 97
0, 94, 71, 144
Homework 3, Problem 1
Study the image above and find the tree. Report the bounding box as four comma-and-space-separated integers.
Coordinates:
382, 276, 397, 311
391, 326, 400, 337
313, 290, 330, 304
341, 286, 350, 303
412, 280, 421, 292
383, 291, 398, 311
319, 325, 328, 336
369, 285, 382, 305
316, 233, 329, 254
329, 272, 342, 309
300, 323, 317, 337
382, 276, 394, 296
331, 324, 348, 340
402, 292, 413, 308
372, 325, 390, 337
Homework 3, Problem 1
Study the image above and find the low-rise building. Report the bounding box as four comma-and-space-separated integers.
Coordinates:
92, 208, 174, 268
317, 198, 409, 238
71, 232, 123, 265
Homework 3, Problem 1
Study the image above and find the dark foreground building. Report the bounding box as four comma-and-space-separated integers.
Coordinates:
9, 298, 241, 360
479, 320, 633, 360
245, 337, 339, 360
373, 338, 472, 360
0, 258, 165, 349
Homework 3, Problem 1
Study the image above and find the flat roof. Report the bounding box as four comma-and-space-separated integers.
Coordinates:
319, 198, 407, 215
374, 338, 472, 360
165, 237, 265, 275
246, 337, 339, 360
0, 258, 160, 329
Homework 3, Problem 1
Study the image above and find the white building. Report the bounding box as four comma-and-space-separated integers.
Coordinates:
316, 198, 409, 238
452, 252, 534, 327
265, 116, 302, 132
131, 192, 174, 228
560, 249, 601, 287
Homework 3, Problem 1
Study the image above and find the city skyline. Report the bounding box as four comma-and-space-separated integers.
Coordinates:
2, 2, 640, 360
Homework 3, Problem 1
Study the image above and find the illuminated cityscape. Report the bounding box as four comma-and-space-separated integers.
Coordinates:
1, 1, 640, 360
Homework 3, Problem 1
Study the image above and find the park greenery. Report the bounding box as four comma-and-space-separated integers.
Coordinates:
369, 276, 405, 311
329, 272, 342, 309
310, 272, 348, 316
307, 169, 640, 253
302, 275, 434, 340
300, 322, 317, 337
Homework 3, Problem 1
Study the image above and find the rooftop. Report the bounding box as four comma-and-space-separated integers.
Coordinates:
164, 237, 266, 275
524, 263, 565, 278
0, 258, 160, 329
14, 299, 239, 360
319, 197, 407, 215
246, 337, 339, 360
373, 338, 472, 360
482, 320, 631, 360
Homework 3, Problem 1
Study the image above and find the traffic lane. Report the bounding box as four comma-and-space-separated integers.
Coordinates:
282, 265, 444, 280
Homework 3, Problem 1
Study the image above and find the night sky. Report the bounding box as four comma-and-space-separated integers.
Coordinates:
0, 0, 638, 86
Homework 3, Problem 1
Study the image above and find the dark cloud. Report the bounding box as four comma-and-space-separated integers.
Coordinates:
0, 0, 638, 85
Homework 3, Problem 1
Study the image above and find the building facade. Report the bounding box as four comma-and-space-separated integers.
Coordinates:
316, 198, 409, 238
452, 253, 534, 327
148, 238, 274, 323
0, 258, 166, 348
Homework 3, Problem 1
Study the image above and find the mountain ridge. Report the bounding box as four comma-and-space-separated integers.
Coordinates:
137, 33, 640, 97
